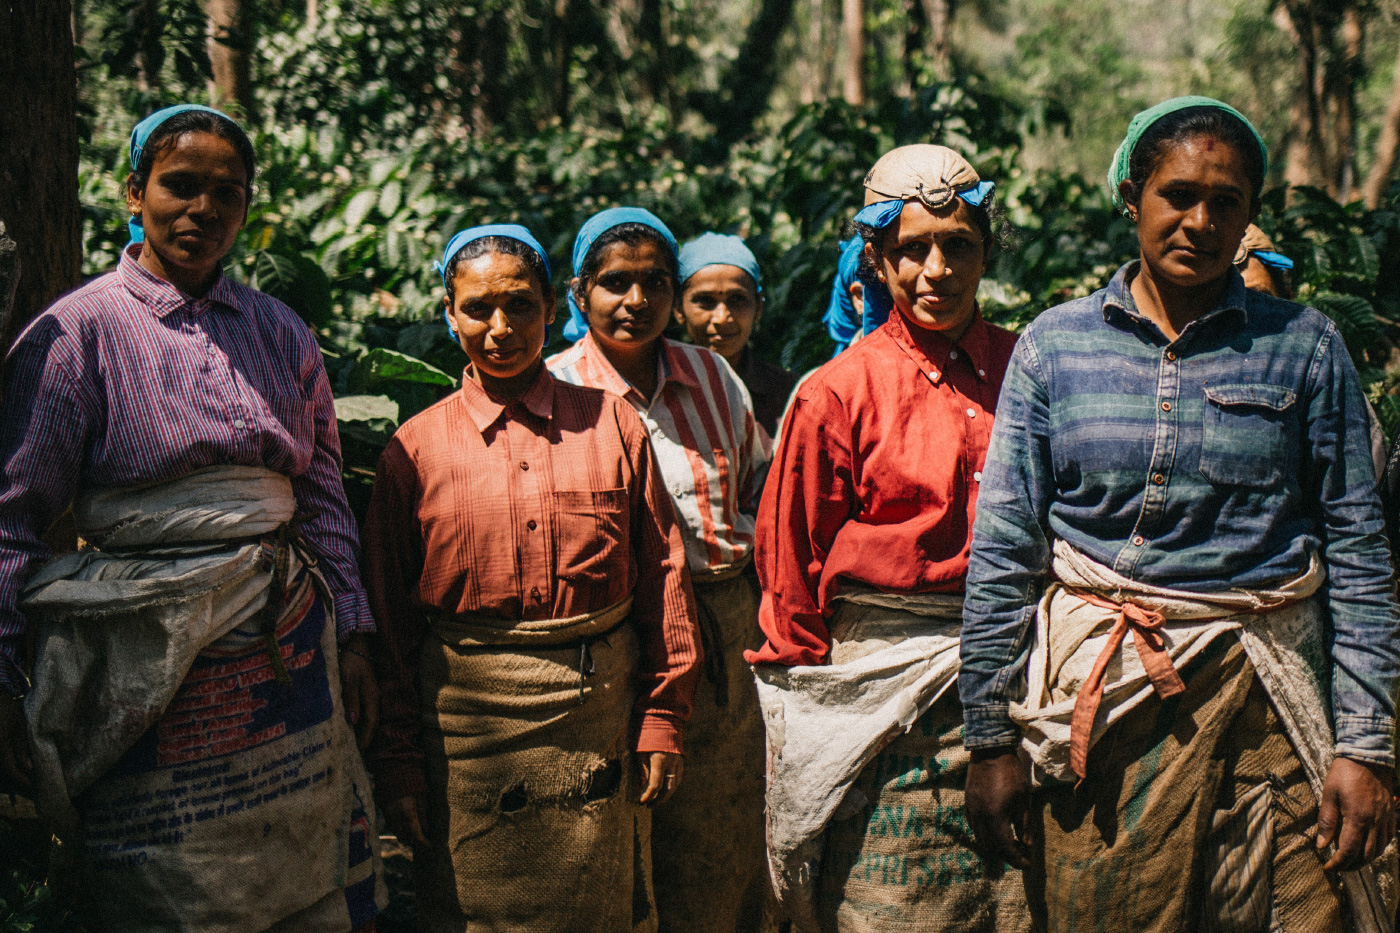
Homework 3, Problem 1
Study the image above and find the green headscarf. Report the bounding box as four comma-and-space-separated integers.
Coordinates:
1107, 96, 1268, 216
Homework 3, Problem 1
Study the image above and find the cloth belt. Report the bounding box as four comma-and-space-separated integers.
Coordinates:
688, 553, 754, 707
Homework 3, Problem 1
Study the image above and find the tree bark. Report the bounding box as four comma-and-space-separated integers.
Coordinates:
1330, 4, 1364, 200
695, 0, 798, 147
920, 0, 950, 82
205, 0, 257, 120
1362, 37, 1400, 208
842, 0, 864, 106
1276, 1, 1329, 190
638, 0, 669, 109
450, 6, 510, 134
551, 0, 574, 121
0, 0, 82, 371
135, 0, 163, 92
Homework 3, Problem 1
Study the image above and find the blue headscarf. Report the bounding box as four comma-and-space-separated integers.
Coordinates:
436, 224, 553, 339
849, 180, 993, 335
564, 207, 678, 343
678, 233, 762, 293
823, 237, 865, 355
127, 104, 242, 244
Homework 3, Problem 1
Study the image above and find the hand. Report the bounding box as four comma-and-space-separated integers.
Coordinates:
0, 695, 31, 794
639, 751, 683, 806
1317, 757, 1395, 872
387, 794, 429, 848
338, 636, 379, 751
965, 749, 1032, 870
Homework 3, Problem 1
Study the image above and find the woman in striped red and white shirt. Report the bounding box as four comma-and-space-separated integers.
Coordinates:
548, 207, 772, 933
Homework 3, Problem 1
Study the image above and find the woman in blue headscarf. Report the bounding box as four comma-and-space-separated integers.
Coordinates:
363, 224, 700, 931
0, 104, 382, 930
550, 208, 773, 933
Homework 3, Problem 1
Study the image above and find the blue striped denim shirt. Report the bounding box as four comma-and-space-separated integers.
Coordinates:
960, 262, 1400, 766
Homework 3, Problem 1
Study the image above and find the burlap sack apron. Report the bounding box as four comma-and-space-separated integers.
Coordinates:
650, 557, 773, 933
814, 596, 1030, 933
415, 596, 657, 933
21, 465, 382, 933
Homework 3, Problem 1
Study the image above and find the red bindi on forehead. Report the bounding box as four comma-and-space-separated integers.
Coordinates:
1205, 138, 1215, 151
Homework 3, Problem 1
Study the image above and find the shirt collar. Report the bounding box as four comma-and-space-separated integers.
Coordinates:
885, 305, 993, 385
118, 243, 246, 318
579, 332, 700, 404
458, 363, 555, 434
1102, 260, 1249, 338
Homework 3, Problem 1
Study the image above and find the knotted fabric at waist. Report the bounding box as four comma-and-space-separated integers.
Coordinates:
1049, 539, 1324, 781
429, 596, 634, 648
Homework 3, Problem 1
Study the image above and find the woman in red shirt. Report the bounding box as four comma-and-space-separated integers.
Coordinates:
362, 225, 700, 932
747, 146, 1028, 932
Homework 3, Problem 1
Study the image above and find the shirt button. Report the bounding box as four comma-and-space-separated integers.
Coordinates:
974, 471, 983, 482
526, 519, 538, 531
1160, 401, 1172, 412
233, 419, 246, 429
978, 369, 986, 377
949, 349, 958, 360
1132, 535, 1145, 546
1152, 473, 1165, 485
1166, 350, 1177, 361
966, 408, 977, 418
519, 461, 530, 471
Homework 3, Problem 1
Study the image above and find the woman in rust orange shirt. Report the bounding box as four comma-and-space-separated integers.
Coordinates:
362, 224, 700, 932
747, 146, 1028, 932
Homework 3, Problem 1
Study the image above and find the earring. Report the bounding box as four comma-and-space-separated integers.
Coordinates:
130, 208, 140, 215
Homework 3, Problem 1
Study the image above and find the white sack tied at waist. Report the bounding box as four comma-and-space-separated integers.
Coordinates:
21, 465, 305, 832
1015, 538, 1394, 933
754, 588, 964, 930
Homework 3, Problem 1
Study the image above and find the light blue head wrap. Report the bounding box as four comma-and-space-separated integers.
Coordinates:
436, 224, 553, 339
127, 104, 242, 244
823, 237, 865, 355
564, 207, 678, 343
678, 233, 762, 294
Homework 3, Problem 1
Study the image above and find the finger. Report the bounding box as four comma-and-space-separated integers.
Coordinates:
1316, 789, 1340, 852
995, 819, 1031, 871
657, 765, 680, 805
342, 672, 361, 728
1325, 811, 1368, 872
640, 761, 664, 805
407, 801, 429, 848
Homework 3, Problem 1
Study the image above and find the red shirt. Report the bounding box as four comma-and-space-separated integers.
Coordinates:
747, 310, 1018, 667
363, 367, 700, 801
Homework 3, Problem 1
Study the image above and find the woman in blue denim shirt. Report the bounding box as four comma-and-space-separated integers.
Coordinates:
959, 98, 1400, 931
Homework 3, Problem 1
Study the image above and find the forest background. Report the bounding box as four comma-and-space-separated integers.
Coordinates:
3, 0, 1400, 926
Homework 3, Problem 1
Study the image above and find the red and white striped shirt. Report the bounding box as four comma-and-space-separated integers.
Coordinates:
548, 334, 769, 574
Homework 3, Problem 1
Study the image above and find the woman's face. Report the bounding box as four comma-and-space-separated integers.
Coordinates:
1127, 134, 1258, 290
578, 238, 675, 353
126, 131, 249, 289
872, 199, 987, 338
675, 264, 760, 363
446, 251, 554, 392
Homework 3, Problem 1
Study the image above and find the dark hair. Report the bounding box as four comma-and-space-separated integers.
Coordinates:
1123, 106, 1265, 206
443, 235, 553, 305
126, 110, 257, 196
851, 193, 1001, 282
573, 223, 680, 304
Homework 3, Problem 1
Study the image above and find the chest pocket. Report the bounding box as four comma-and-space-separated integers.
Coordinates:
553, 488, 630, 583
1199, 383, 1298, 488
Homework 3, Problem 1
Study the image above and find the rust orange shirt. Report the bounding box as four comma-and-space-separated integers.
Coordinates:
363, 365, 700, 801
747, 309, 1018, 667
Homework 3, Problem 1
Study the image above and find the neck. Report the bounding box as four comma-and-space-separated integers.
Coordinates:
721, 345, 747, 369
138, 245, 220, 297
600, 337, 661, 399
1128, 259, 1229, 342
474, 356, 544, 400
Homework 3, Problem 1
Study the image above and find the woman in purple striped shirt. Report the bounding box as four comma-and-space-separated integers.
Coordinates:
0, 105, 381, 930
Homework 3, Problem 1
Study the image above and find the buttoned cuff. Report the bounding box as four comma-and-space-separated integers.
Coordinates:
636, 713, 684, 756
333, 589, 376, 643
961, 702, 1021, 750
1335, 714, 1396, 769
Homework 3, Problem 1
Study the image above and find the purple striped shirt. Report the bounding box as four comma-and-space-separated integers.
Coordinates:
0, 245, 373, 693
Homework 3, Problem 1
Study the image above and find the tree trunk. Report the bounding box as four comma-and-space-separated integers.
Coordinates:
638, 0, 669, 110
799, 0, 824, 103
451, 6, 511, 134
136, 0, 163, 92
306, 0, 318, 31
1362, 36, 1400, 208
897, 0, 923, 97
0, 0, 82, 373
551, 0, 574, 121
205, 0, 257, 120
1330, 4, 1364, 200
696, 0, 798, 148
842, 0, 864, 106
1276, 2, 1329, 190
920, 0, 950, 81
